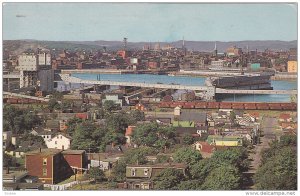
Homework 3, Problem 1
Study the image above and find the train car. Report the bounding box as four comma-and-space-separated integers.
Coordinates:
159, 102, 171, 108
219, 102, 232, 109
268, 103, 282, 110
231, 103, 244, 110
207, 102, 219, 109
7, 98, 18, 104
244, 103, 256, 110
256, 103, 270, 110
194, 102, 207, 109
183, 102, 195, 109
280, 103, 297, 111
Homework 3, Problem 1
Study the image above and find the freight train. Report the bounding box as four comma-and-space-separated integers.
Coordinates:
4, 98, 43, 104
158, 101, 297, 111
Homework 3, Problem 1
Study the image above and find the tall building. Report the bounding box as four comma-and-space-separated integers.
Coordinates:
17, 51, 54, 92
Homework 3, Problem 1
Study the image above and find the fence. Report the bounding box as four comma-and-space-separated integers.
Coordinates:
44, 180, 90, 191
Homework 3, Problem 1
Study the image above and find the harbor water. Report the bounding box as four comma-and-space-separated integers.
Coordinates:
56, 73, 297, 103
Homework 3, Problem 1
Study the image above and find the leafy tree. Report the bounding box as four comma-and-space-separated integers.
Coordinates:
131, 123, 176, 150
103, 100, 118, 111
61, 100, 73, 111
189, 159, 213, 182
173, 146, 202, 166
201, 165, 241, 190
111, 160, 127, 182
122, 147, 157, 165
182, 134, 194, 145
48, 98, 60, 111
21, 133, 46, 147
176, 180, 202, 190
229, 111, 236, 123
279, 135, 297, 147
156, 154, 170, 164
65, 117, 83, 137
153, 168, 185, 190
3, 105, 41, 134
106, 112, 133, 134
129, 110, 145, 122
89, 167, 105, 182
3, 153, 17, 167
71, 121, 105, 151
210, 147, 250, 172
255, 146, 297, 190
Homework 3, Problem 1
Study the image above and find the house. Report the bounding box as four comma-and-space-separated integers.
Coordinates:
61, 150, 88, 174
3, 131, 12, 149
135, 103, 147, 111
279, 113, 292, 122
173, 111, 207, 127
25, 148, 87, 184
25, 148, 72, 184
194, 141, 215, 157
207, 135, 243, 147
125, 126, 136, 145
45, 133, 72, 150
125, 163, 187, 190
102, 94, 124, 107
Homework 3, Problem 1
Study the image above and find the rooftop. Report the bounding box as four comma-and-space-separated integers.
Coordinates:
25, 148, 62, 156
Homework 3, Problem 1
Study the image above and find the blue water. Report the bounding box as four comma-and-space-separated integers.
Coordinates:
58, 73, 297, 103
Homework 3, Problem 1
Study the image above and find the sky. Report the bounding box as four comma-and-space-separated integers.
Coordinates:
2, 3, 298, 42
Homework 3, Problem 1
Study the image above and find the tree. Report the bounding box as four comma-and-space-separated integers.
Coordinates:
201, 165, 241, 190
65, 117, 83, 137
103, 100, 117, 111
131, 123, 176, 150
229, 111, 236, 123
129, 110, 145, 122
3, 105, 41, 134
111, 160, 127, 182
182, 134, 194, 145
89, 167, 105, 182
176, 180, 202, 190
173, 146, 202, 166
122, 147, 157, 165
255, 146, 297, 190
153, 168, 185, 190
71, 121, 106, 151
210, 147, 250, 172
189, 159, 213, 182
48, 98, 60, 111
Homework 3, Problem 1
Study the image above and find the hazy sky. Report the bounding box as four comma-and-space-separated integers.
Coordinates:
3, 3, 298, 42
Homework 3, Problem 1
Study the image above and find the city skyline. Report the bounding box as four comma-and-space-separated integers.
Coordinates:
3, 3, 298, 42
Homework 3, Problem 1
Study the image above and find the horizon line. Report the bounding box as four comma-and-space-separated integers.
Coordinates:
3, 39, 297, 43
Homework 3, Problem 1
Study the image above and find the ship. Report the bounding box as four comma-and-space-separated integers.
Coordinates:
205, 72, 274, 90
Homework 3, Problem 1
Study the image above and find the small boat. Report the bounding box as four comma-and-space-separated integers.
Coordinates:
168, 73, 175, 76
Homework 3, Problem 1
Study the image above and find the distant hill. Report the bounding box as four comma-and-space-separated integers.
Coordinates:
3, 39, 297, 55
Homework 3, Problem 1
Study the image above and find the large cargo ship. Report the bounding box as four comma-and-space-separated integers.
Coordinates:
205, 72, 273, 90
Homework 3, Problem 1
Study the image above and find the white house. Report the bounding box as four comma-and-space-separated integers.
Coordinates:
45, 133, 72, 150
3, 131, 12, 149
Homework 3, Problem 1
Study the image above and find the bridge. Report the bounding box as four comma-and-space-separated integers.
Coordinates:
59, 74, 297, 99
3, 92, 50, 102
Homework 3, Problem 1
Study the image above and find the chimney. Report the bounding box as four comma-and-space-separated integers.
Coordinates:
39, 148, 42, 153
6, 166, 9, 174
62, 145, 64, 150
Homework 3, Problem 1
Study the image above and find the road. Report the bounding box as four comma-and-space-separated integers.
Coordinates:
244, 116, 277, 189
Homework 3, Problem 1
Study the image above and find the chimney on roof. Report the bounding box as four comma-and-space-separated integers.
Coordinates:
62, 145, 64, 150
6, 166, 9, 174
39, 148, 42, 153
